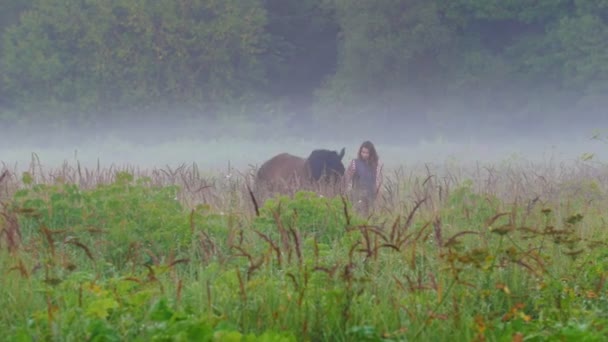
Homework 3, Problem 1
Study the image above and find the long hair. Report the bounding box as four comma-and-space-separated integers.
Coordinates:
358, 141, 378, 171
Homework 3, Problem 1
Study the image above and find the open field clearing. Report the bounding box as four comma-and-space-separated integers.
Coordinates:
1, 141, 608, 341
2, 136, 607, 172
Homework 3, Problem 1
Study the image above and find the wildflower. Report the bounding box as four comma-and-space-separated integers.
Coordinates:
512, 333, 524, 342
495, 283, 511, 295
474, 315, 486, 333
519, 312, 532, 322
586, 290, 598, 299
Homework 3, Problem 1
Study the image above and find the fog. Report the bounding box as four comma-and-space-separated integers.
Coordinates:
1, 107, 607, 175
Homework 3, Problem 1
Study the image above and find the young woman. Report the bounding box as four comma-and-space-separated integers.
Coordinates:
345, 141, 383, 215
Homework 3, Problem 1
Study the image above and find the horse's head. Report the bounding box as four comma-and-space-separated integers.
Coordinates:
306, 148, 346, 183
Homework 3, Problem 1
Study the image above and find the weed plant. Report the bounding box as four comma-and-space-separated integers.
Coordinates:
1, 156, 608, 341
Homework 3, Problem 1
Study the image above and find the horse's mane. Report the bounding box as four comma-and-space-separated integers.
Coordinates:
306, 148, 345, 181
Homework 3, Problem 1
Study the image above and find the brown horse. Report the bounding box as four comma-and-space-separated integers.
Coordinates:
255, 148, 346, 195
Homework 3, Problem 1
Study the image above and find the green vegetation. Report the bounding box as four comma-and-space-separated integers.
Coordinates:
1, 160, 608, 341
2, 1, 608, 338
1, 0, 607, 137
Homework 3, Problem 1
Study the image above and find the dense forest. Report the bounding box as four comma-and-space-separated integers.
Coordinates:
1, 0, 607, 142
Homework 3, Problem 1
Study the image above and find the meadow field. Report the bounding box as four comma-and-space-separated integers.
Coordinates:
1, 138, 608, 341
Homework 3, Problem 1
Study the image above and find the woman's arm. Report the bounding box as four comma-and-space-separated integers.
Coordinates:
344, 159, 356, 190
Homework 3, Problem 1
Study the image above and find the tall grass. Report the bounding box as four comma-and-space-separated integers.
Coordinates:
1, 155, 608, 341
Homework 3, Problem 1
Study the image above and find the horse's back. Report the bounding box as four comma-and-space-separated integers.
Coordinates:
256, 153, 308, 185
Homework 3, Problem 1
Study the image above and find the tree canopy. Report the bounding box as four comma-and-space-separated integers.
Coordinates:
1, 0, 606, 139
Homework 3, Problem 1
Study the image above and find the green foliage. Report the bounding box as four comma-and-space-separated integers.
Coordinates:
314, 0, 453, 125
4, 267, 298, 341
439, 0, 572, 23
2, 0, 608, 130
0, 0, 29, 109
2, 173, 608, 340
550, 14, 608, 92
11, 172, 190, 265
1, 0, 269, 117
263, 0, 339, 100
254, 191, 360, 243
443, 180, 502, 229
314, 0, 608, 131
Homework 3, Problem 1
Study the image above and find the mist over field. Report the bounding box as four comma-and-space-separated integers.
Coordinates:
2, 116, 607, 175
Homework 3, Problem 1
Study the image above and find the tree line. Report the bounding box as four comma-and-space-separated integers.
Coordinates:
1, 0, 607, 140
